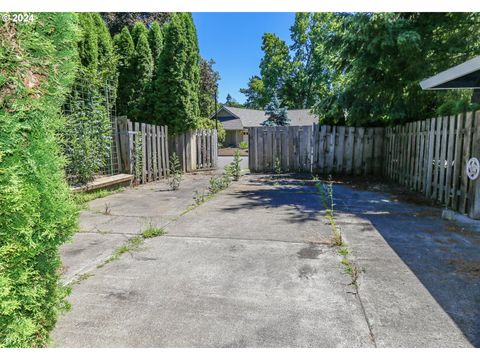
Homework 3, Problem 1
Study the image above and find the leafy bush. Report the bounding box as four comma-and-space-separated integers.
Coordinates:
226, 150, 243, 181
168, 153, 183, 190
239, 140, 248, 150
208, 174, 231, 194
197, 117, 226, 144
0, 14, 79, 347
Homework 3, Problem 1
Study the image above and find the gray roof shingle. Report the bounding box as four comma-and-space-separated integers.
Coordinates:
216, 106, 318, 129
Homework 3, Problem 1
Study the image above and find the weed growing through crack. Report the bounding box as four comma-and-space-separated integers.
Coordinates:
103, 202, 111, 215
316, 177, 342, 246
274, 157, 281, 175
142, 226, 166, 238
315, 176, 362, 287
168, 152, 183, 191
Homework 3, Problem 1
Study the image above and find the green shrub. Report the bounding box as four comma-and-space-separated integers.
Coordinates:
168, 153, 183, 190
0, 14, 79, 347
239, 140, 248, 150
62, 13, 117, 185
197, 117, 226, 144
227, 150, 243, 181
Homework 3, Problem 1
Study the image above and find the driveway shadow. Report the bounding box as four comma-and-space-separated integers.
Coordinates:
229, 174, 479, 346
332, 182, 480, 347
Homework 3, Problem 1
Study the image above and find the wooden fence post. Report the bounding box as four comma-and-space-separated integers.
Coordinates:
468, 111, 480, 218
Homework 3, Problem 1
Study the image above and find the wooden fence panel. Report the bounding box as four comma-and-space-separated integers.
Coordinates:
383, 111, 478, 214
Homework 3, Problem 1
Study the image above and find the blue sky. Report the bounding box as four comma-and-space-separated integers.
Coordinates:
192, 13, 295, 104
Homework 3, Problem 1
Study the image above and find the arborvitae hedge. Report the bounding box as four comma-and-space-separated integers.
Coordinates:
130, 31, 154, 122
131, 21, 149, 47
152, 13, 201, 133
148, 21, 164, 71
0, 13, 79, 347
114, 26, 135, 117
63, 13, 117, 185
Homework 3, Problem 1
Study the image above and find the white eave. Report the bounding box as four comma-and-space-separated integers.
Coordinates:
420, 56, 480, 90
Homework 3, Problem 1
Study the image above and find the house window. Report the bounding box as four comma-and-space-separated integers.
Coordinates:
243, 130, 248, 136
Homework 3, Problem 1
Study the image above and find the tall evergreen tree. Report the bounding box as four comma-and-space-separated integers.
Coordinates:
240, 76, 267, 109
113, 26, 135, 117
130, 31, 154, 121
152, 13, 201, 133
262, 93, 290, 126
131, 21, 149, 46
149, 21, 164, 71
199, 58, 220, 117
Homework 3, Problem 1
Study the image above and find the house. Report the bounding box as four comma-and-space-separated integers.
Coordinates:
211, 106, 319, 147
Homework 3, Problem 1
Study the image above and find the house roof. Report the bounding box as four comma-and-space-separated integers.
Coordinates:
213, 106, 318, 129
420, 56, 480, 90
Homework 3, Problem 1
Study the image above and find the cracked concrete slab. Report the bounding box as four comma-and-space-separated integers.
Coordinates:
53, 236, 373, 347
54, 173, 476, 347
60, 173, 214, 284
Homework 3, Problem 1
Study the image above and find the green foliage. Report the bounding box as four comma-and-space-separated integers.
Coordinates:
199, 58, 220, 117
245, 13, 480, 124
240, 76, 266, 109
262, 93, 290, 126
113, 26, 135, 117
209, 172, 232, 194
133, 132, 143, 185
0, 13, 79, 347
101, 13, 170, 36
130, 31, 154, 122
224, 94, 244, 108
197, 117, 225, 143
152, 13, 201, 134
63, 13, 117, 185
141, 226, 166, 238
131, 21, 149, 46
274, 157, 282, 174
239, 141, 248, 150
260, 33, 291, 103
168, 153, 183, 190
148, 21, 164, 71
227, 150, 243, 181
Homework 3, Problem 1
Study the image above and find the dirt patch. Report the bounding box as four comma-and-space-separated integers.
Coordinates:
444, 222, 480, 238
218, 147, 248, 156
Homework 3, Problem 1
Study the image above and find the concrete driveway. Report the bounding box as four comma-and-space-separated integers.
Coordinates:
52, 174, 475, 347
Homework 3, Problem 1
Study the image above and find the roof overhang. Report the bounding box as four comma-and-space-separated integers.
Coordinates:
210, 106, 239, 119
420, 56, 480, 90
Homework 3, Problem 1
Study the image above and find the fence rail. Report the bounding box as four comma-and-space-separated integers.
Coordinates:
248, 125, 384, 176
384, 111, 480, 214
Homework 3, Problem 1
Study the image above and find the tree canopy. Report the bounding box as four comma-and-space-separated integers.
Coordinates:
242, 12, 480, 126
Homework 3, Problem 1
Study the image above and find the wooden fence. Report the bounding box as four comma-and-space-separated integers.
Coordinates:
248, 125, 384, 176
196, 129, 218, 170
170, 129, 218, 172
384, 111, 480, 214
117, 117, 169, 184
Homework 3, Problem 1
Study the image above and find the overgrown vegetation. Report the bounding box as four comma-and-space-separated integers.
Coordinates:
239, 140, 248, 150
242, 13, 480, 125
225, 150, 243, 181
73, 187, 124, 210
62, 13, 117, 185
142, 226, 166, 238
0, 13, 79, 347
168, 153, 183, 190
315, 177, 361, 287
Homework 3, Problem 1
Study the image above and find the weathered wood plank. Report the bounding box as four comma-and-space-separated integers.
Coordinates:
460, 112, 473, 213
